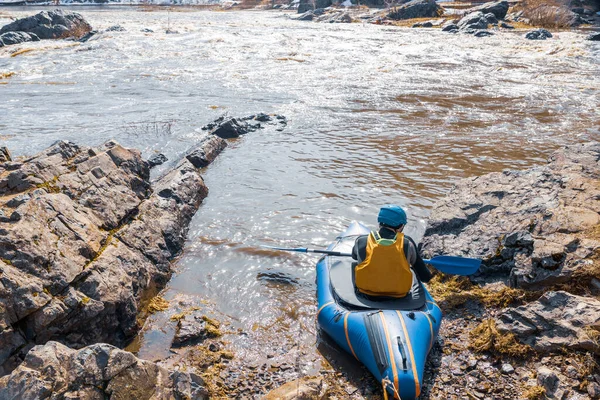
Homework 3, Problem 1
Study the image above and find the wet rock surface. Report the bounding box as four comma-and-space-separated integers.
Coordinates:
422, 142, 600, 289
526, 28, 554, 40
0, 341, 208, 399
0, 10, 92, 44
0, 136, 225, 375
201, 113, 287, 138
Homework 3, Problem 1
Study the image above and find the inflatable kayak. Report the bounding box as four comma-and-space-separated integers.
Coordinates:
316, 221, 442, 400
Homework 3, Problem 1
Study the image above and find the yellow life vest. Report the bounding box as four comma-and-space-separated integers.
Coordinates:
354, 231, 413, 298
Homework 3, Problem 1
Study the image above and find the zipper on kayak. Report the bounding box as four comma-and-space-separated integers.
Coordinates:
364, 312, 389, 374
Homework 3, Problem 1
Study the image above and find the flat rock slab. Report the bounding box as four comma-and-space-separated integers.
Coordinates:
0, 341, 208, 399
0, 137, 225, 375
496, 291, 600, 354
421, 142, 600, 289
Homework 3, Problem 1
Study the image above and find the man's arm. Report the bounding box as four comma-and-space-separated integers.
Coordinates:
352, 235, 368, 263
405, 236, 433, 283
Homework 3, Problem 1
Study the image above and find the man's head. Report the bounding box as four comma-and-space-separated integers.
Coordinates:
378, 204, 407, 232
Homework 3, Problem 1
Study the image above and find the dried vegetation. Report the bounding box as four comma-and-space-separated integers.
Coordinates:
469, 319, 533, 357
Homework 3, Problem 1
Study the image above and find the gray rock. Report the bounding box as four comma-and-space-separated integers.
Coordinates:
441, 22, 459, 32
148, 153, 168, 168
537, 366, 560, 394
140, 28, 154, 33
0, 31, 40, 47
483, 12, 498, 24
589, 382, 600, 399
0, 146, 11, 162
525, 29, 553, 40
464, 0, 509, 19
501, 364, 514, 374
421, 143, 600, 289
500, 22, 514, 29
0, 10, 92, 40
587, 33, 600, 41
297, 0, 313, 13
186, 135, 228, 168
173, 312, 211, 346
457, 12, 489, 30
0, 137, 221, 374
0, 341, 208, 399
473, 30, 494, 37
387, 0, 443, 20
496, 291, 600, 354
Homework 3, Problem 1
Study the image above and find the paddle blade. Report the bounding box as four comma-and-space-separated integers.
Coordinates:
424, 255, 481, 276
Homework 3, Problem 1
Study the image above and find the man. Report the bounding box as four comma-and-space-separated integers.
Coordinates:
352, 204, 432, 298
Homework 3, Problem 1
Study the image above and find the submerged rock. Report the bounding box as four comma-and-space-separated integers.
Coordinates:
387, 0, 443, 20
496, 291, 600, 354
587, 32, 600, 41
0, 10, 92, 41
202, 114, 286, 138
525, 28, 553, 40
0, 137, 225, 374
0, 341, 208, 399
421, 142, 600, 289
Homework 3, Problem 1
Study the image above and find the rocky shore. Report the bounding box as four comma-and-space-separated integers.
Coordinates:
0, 114, 286, 398
420, 142, 600, 399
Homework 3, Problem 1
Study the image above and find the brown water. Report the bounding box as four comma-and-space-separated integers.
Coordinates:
1, 6, 599, 381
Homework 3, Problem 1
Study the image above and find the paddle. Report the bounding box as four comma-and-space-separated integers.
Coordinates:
260, 246, 481, 276
260, 245, 352, 257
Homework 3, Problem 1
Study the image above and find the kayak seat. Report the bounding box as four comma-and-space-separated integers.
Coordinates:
329, 258, 426, 311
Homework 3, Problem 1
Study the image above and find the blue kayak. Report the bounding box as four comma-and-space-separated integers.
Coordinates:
316, 221, 442, 400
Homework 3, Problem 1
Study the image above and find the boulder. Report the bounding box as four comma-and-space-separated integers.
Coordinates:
464, 0, 509, 19
473, 30, 494, 37
421, 143, 600, 289
441, 22, 459, 31
0, 31, 39, 47
457, 12, 489, 30
147, 153, 168, 168
0, 10, 92, 40
525, 28, 553, 40
387, 0, 443, 20
297, 0, 313, 13
185, 134, 228, 168
587, 32, 600, 41
0, 341, 208, 399
0, 137, 225, 374
496, 291, 600, 354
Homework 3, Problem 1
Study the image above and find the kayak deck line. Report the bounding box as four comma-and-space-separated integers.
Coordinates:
316, 301, 335, 318
343, 312, 358, 360
397, 311, 421, 397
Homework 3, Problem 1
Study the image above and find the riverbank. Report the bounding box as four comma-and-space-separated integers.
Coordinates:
0, 5, 599, 399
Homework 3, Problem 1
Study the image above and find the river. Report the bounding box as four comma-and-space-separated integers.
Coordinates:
1, 5, 599, 393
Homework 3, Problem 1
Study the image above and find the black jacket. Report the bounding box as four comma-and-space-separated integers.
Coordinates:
351, 228, 432, 283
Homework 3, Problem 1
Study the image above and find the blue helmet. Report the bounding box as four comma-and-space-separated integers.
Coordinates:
378, 204, 407, 228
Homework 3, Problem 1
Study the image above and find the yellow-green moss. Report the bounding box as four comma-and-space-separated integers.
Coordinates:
147, 296, 169, 314
469, 319, 533, 358
426, 273, 536, 310
523, 385, 546, 400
